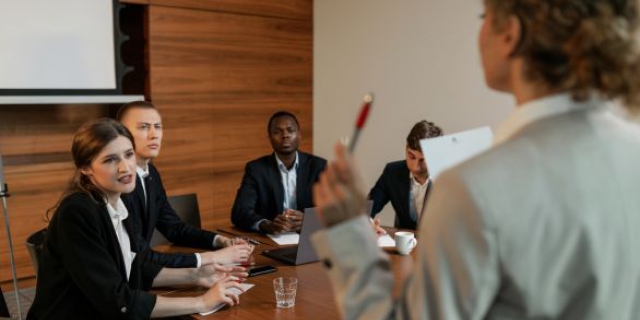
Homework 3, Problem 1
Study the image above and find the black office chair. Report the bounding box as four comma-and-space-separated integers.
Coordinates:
149, 193, 201, 247
25, 228, 47, 276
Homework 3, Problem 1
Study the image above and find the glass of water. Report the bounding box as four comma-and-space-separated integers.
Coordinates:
273, 277, 298, 308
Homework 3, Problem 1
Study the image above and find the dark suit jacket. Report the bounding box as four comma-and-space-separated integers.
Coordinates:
231, 152, 327, 230
368, 160, 432, 230
122, 163, 218, 268
28, 192, 161, 320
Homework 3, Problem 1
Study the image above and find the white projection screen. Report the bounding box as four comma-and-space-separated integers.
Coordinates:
0, 0, 119, 93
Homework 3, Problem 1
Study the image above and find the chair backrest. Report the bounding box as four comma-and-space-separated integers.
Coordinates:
149, 193, 201, 247
0, 285, 9, 317
25, 228, 47, 276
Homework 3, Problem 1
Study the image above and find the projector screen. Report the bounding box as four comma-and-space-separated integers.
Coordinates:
0, 0, 120, 94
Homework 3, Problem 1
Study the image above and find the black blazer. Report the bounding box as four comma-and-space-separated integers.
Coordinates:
368, 160, 432, 230
28, 193, 161, 320
231, 152, 327, 230
122, 163, 217, 268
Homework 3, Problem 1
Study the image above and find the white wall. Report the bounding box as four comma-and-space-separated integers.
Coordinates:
313, 0, 514, 224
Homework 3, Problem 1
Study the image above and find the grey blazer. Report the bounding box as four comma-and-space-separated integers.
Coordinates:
312, 97, 640, 320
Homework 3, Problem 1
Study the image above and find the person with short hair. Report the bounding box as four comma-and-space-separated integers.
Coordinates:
118, 101, 251, 268
28, 119, 246, 319
310, 0, 640, 319
231, 111, 327, 233
368, 120, 443, 230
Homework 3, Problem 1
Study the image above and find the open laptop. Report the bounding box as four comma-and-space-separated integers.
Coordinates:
262, 207, 322, 265
263, 201, 374, 265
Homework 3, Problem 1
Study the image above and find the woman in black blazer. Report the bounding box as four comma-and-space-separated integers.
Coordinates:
27, 119, 246, 320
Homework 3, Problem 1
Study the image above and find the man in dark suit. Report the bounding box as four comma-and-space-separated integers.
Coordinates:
231, 111, 327, 233
368, 120, 443, 229
119, 101, 251, 268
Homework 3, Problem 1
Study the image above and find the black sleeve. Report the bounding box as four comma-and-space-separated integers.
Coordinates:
368, 164, 392, 218
55, 202, 156, 319
231, 163, 266, 230
152, 172, 217, 250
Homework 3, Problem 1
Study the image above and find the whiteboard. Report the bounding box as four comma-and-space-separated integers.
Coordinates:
0, 0, 116, 90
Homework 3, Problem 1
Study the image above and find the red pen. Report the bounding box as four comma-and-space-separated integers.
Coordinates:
349, 93, 374, 153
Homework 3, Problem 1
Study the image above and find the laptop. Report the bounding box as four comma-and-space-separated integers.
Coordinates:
262, 207, 323, 265
262, 201, 374, 266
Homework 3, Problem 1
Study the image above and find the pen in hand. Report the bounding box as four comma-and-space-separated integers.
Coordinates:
348, 93, 374, 153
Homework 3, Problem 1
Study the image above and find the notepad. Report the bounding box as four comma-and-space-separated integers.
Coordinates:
377, 234, 396, 247
267, 232, 300, 245
199, 283, 255, 316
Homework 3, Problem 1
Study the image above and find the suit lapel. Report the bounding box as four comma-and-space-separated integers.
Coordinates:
100, 205, 127, 278
399, 164, 412, 220
269, 154, 285, 214
145, 171, 157, 240
295, 152, 307, 210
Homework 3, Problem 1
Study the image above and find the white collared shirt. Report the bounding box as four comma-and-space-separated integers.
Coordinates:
106, 198, 136, 280
136, 165, 149, 201
494, 93, 603, 145
409, 174, 430, 219
275, 152, 299, 211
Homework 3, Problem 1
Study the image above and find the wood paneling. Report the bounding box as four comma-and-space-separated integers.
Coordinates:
149, 0, 311, 20
0, 105, 110, 283
148, 4, 313, 235
121, 0, 150, 5
0, 0, 312, 287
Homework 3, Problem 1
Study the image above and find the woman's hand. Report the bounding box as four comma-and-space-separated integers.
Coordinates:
200, 243, 253, 265
199, 276, 244, 312
193, 264, 247, 288
313, 143, 368, 227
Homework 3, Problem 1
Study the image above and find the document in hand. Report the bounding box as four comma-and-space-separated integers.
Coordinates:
199, 283, 255, 315
420, 126, 494, 179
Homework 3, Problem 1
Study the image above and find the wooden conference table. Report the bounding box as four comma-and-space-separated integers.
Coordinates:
155, 226, 415, 320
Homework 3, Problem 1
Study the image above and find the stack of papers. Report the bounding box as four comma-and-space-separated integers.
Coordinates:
267, 232, 300, 245
199, 283, 255, 315
377, 234, 395, 247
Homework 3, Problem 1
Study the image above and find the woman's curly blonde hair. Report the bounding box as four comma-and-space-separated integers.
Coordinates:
486, 0, 640, 112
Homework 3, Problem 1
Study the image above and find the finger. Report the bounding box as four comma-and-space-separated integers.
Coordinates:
221, 296, 235, 307
230, 293, 240, 305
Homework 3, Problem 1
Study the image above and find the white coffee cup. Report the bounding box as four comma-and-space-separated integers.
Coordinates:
394, 231, 417, 255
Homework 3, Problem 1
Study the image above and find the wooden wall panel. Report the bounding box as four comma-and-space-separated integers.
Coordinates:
148, 4, 313, 231
149, 0, 311, 20
0, 105, 110, 283
0, 0, 312, 287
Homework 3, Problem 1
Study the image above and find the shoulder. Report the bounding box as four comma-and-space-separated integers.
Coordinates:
54, 192, 105, 225
244, 154, 274, 172
385, 160, 407, 172
299, 152, 327, 167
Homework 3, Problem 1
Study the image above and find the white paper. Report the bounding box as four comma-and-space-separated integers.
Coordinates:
267, 232, 300, 245
420, 126, 494, 179
377, 234, 396, 247
199, 283, 255, 315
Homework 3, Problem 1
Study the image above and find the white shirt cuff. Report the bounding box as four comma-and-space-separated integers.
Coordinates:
212, 235, 219, 248
194, 253, 202, 268
253, 219, 268, 231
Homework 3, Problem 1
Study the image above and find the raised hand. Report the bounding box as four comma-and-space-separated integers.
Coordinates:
313, 143, 368, 227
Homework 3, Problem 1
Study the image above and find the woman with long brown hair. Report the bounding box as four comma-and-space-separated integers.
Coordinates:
28, 118, 246, 319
